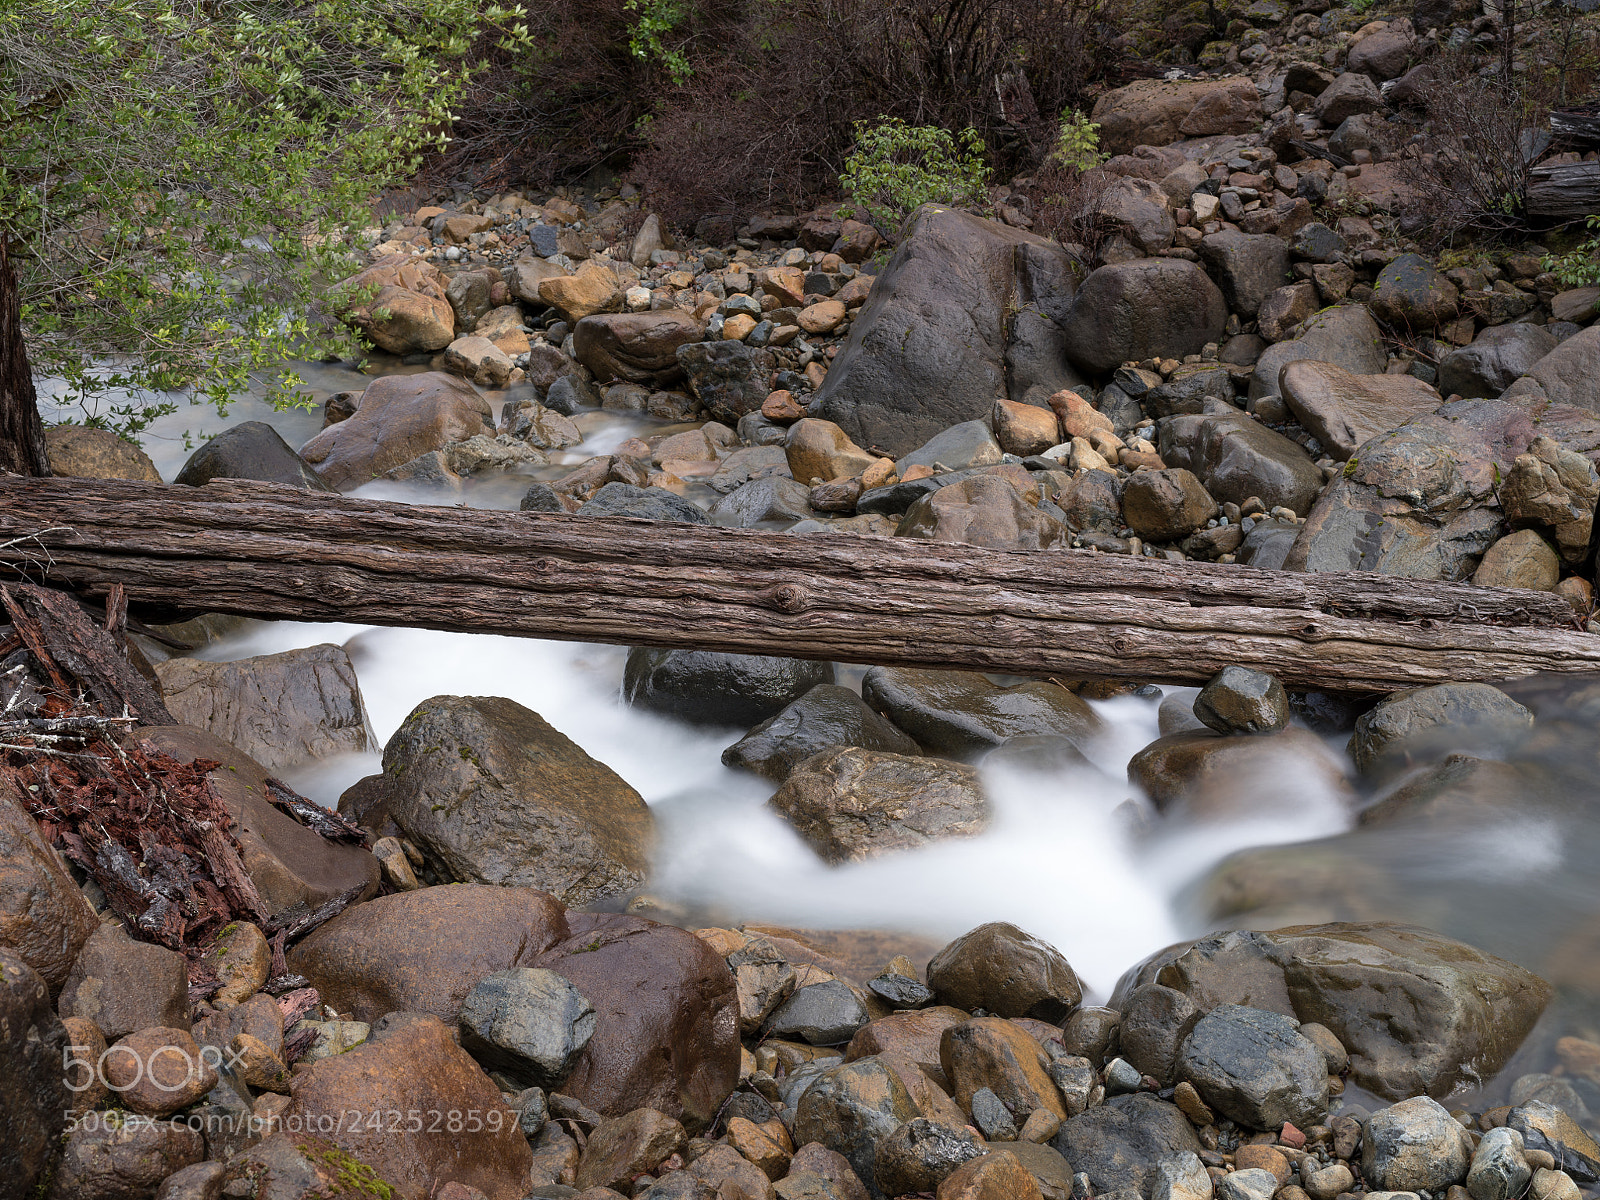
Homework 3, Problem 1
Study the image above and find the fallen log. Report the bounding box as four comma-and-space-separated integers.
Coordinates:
1528, 160, 1600, 224
0, 476, 1597, 693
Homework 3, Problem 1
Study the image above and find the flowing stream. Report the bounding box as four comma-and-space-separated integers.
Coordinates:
58, 363, 1600, 1026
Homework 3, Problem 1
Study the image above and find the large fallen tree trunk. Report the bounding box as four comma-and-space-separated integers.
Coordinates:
1, 476, 1596, 693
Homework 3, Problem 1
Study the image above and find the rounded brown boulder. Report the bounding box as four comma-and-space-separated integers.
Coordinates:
572, 311, 703, 386
287, 884, 571, 1024
101, 1026, 218, 1116
926, 922, 1084, 1023
1, 780, 100, 990
534, 913, 740, 1132
285, 1012, 531, 1200
3, 950, 69, 1199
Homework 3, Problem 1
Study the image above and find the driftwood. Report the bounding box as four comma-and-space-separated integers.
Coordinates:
1528, 161, 1600, 223
1, 476, 1598, 693
1552, 112, 1600, 147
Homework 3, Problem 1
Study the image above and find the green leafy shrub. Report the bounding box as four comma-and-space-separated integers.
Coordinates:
1053, 109, 1106, 172
624, 0, 694, 83
1545, 217, 1600, 289
840, 118, 991, 234
1, 0, 528, 436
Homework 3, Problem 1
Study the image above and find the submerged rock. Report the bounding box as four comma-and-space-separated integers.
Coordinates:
624, 647, 835, 728
722, 684, 921, 781
861, 667, 1102, 760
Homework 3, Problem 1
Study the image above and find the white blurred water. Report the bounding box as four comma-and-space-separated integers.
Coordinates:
110, 361, 1360, 998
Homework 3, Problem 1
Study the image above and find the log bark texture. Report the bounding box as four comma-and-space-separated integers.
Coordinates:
1528, 161, 1600, 223
0, 239, 49, 477
1, 476, 1597, 693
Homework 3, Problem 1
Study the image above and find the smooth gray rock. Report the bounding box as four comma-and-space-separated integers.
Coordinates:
1119, 984, 1201, 1086
1175, 1004, 1329, 1131
1250, 305, 1387, 400
722, 683, 920, 781
1347, 682, 1533, 777
1198, 231, 1291, 318
624, 647, 834, 728
972, 1087, 1019, 1140
765, 980, 870, 1046
1159, 411, 1324, 515
1193, 667, 1290, 735
861, 666, 1102, 760
1051, 1093, 1205, 1199
459, 968, 596, 1089
1439, 324, 1558, 399
895, 420, 1004, 475
1063, 259, 1229, 375
1219, 1168, 1279, 1200
578, 481, 709, 523
707, 475, 815, 525
1469, 1126, 1533, 1200
175, 421, 336, 491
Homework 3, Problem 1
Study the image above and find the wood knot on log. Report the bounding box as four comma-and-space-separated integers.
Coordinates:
767, 582, 810, 613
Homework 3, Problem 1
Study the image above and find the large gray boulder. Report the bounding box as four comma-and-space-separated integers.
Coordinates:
817, 206, 1084, 458
174, 420, 336, 490
338, 695, 654, 906
1502, 325, 1600, 411
1159, 411, 1324, 514
1250, 305, 1387, 400
573, 311, 701, 386
861, 666, 1102, 759
1285, 399, 1535, 579
1198, 231, 1291, 318
1062, 259, 1228, 375
624, 647, 834, 728
1439, 324, 1558, 400
1112, 922, 1552, 1101
721, 683, 920, 781
1175, 1004, 1328, 1131
1051, 1093, 1205, 1198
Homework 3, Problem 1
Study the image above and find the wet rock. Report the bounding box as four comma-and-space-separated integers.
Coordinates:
927, 923, 1083, 1022
1193, 668, 1289, 735
1152, 1153, 1213, 1200
343, 695, 651, 906
1279, 361, 1442, 461
678, 341, 777, 425
995, 399, 1064, 458
768, 747, 989, 864
1364, 1096, 1473, 1192
173, 421, 335, 490
1051, 1093, 1205, 1198
942, 1016, 1067, 1122
335, 253, 455, 353
1091, 78, 1263, 156
285, 1012, 531, 1199
687, 1142, 778, 1197
153, 644, 372, 771
1121, 469, 1218, 542
100, 1026, 218, 1116
442, 335, 514, 387
288, 884, 570, 1023
153, 1162, 226, 1200
0, 784, 99, 991
459, 968, 596, 1090
1439, 325, 1558, 400
898, 474, 1071, 551
1250, 305, 1387, 401
576, 1108, 687, 1191
1062, 1007, 1122, 1068
723, 685, 921, 782
817, 207, 1081, 458
1371, 255, 1460, 332
767, 980, 871, 1046
875, 1118, 988, 1196
298, 372, 494, 490
787, 1142, 872, 1200
1348, 682, 1533, 777
1176, 1004, 1328, 1131
625, 648, 834, 728
1473, 529, 1560, 590
1124, 923, 1552, 1101
709, 475, 816, 525
1062, 260, 1229, 375
938, 1148, 1043, 1200
578, 481, 710, 523
1119, 984, 1202, 1086
59, 923, 190, 1039
1199, 232, 1291, 319
49, 1112, 204, 1200
846, 1006, 967, 1068
1218, 1168, 1278, 1200
1469, 1126, 1532, 1200
45, 426, 163, 482
2, 951, 68, 1196
1129, 727, 1349, 819
793, 1057, 919, 1199
1507, 1102, 1600, 1180
861, 668, 1102, 759
573, 312, 701, 386
534, 914, 739, 1130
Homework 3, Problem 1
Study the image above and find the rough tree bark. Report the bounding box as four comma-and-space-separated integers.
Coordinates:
1, 477, 1597, 693
0, 239, 49, 477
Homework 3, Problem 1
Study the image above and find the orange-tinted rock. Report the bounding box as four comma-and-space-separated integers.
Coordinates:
59, 923, 190, 1040
44, 426, 163, 483
335, 254, 455, 354
846, 1007, 970, 1070
102, 1026, 218, 1116
576, 1108, 687, 1191
937, 1149, 1044, 1200
940, 1017, 1066, 1121
285, 1013, 530, 1200
0, 780, 98, 991
288, 884, 568, 1024
297, 371, 494, 490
